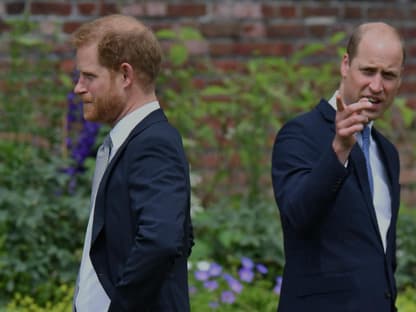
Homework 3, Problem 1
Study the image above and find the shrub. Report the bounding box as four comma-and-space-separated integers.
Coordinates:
191, 199, 284, 275
5, 285, 72, 312
0, 141, 88, 304
0, 19, 89, 304
396, 206, 416, 289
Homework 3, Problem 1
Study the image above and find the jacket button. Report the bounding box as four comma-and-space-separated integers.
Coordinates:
384, 291, 392, 299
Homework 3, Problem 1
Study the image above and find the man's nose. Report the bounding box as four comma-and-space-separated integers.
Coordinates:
74, 78, 86, 94
369, 74, 383, 93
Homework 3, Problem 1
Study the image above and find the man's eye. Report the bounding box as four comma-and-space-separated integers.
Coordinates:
361, 68, 374, 75
383, 73, 397, 80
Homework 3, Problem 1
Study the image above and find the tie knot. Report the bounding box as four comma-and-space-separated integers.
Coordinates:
103, 135, 113, 149
97, 135, 112, 163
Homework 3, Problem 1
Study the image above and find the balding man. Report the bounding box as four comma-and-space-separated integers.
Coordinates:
72, 15, 193, 312
272, 22, 404, 312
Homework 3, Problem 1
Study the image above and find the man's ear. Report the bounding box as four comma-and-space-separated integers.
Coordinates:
340, 53, 350, 78
119, 63, 134, 88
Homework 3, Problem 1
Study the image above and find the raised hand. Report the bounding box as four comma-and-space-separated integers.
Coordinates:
332, 94, 373, 163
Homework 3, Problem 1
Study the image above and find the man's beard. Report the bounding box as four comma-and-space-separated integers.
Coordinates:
83, 90, 124, 125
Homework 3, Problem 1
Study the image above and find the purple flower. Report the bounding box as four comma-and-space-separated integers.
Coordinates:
238, 267, 254, 283
63, 70, 101, 192
223, 273, 243, 293
256, 263, 268, 274
209, 263, 222, 277
241, 256, 254, 269
209, 301, 219, 309
195, 270, 210, 281
221, 291, 235, 304
273, 276, 283, 295
204, 280, 218, 291
189, 285, 197, 295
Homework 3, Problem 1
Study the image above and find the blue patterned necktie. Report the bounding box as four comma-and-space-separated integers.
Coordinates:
361, 125, 374, 196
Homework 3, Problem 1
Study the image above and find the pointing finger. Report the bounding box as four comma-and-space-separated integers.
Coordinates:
336, 94, 344, 112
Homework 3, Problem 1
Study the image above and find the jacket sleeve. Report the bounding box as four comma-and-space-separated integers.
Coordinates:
271, 119, 349, 234
108, 133, 190, 311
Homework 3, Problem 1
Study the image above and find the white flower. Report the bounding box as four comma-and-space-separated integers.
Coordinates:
196, 260, 211, 271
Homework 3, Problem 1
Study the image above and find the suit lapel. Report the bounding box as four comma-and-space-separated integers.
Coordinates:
349, 144, 384, 247
91, 109, 168, 246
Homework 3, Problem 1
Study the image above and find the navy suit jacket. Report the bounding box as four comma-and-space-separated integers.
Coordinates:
90, 109, 193, 311
272, 100, 400, 312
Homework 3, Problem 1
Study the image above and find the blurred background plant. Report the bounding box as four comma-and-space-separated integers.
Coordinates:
0, 20, 415, 311
0, 19, 92, 307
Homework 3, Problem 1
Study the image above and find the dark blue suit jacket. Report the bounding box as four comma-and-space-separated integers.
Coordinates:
272, 100, 400, 312
90, 109, 193, 311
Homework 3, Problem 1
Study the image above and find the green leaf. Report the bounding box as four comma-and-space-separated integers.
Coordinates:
330, 31, 346, 44
155, 29, 177, 40
178, 27, 203, 40
169, 43, 188, 66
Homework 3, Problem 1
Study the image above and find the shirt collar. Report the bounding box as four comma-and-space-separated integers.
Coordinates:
108, 101, 160, 159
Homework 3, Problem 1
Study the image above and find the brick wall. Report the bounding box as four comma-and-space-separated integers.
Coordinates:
1, 0, 415, 205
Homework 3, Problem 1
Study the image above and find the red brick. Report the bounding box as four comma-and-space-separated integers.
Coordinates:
280, 4, 297, 18
405, 96, 416, 109
307, 25, 328, 38
402, 63, 416, 76
99, 3, 119, 15
367, 7, 405, 20
344, 5, 362, 19
78, 3, 96, 16
399, 26, 416, 39
191, 77, 207, 89
267, 24, 306, 38
211, 41, 293, 57
145, 2, 166, 16
301, 6, 339, 17
167, 4, 206, 17
31, 2, 71, 16
6, 2, 25, 15
200, 22, 241, 38
212, 59, 246, 72
120, 4, 144, 16
400, 80, 416, 95
241, 22, 266, 38
210, 42, 234, 57
262, 4, 297, 18
63, 22, 82, 34
214, 3, 261, 18
184, 40, 209, 56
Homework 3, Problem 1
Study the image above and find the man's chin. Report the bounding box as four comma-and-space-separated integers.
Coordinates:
83, 111, 99, 122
